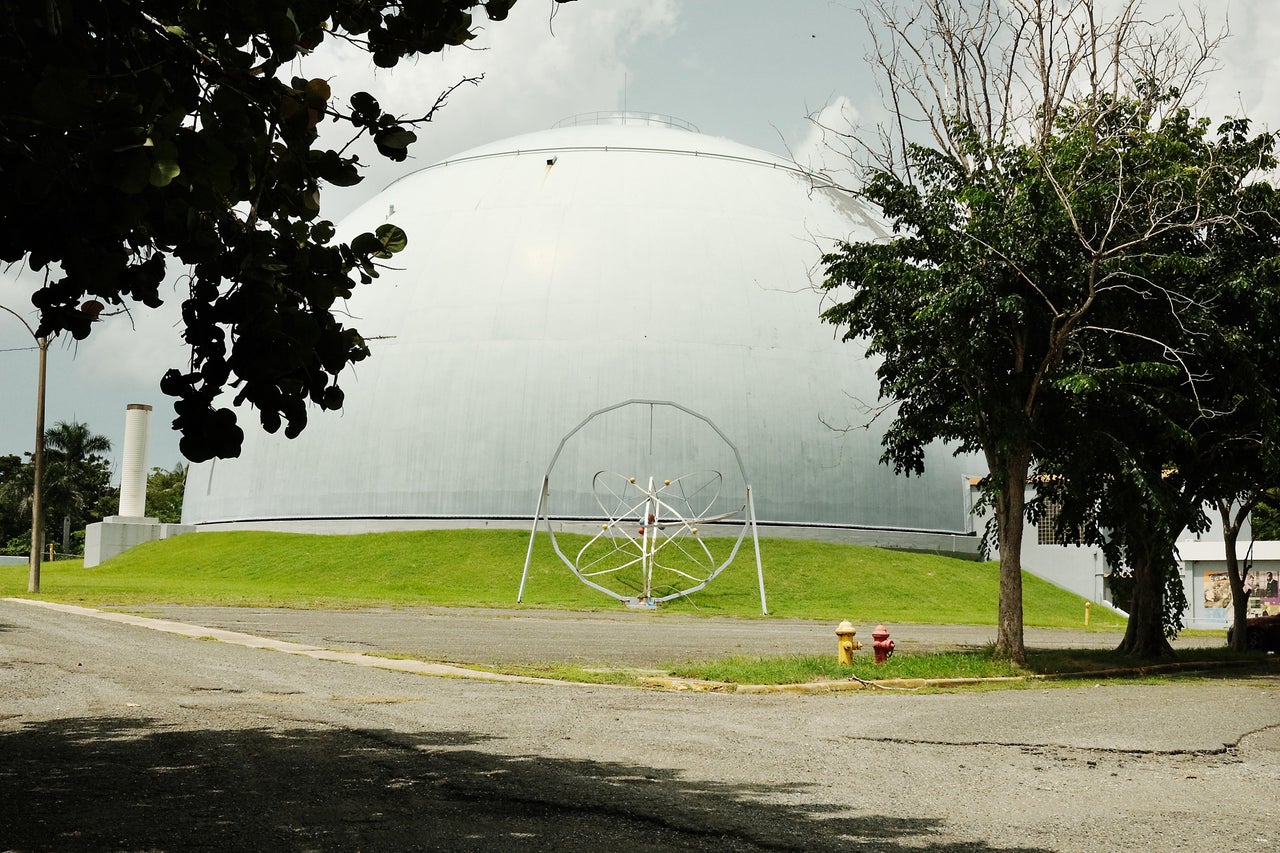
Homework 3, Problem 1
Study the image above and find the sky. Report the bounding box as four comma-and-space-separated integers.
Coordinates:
3, 0, 1279, 480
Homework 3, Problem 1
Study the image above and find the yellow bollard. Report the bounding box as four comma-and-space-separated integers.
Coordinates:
1085, 601, 1092, 628
835, 621, 862, 665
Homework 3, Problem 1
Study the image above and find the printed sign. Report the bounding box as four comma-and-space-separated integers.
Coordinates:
1203, 570, 1232, 609
1210, 569, 1280, 616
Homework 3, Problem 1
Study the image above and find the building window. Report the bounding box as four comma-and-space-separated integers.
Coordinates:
1037, 500, 1064, 546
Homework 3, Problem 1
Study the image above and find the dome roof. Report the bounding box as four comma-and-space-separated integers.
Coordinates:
181, 121, 981, 535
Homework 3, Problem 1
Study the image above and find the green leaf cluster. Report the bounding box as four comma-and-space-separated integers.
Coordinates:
146, 463, 189, 524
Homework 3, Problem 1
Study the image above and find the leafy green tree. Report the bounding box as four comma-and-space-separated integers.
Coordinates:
1039, 303, 1280, 655
1035, 360, 1206, 657
41, 421, 115, 553
0, 0, 552, 463
822, 136, 1060, 664
1186, 179, 1280, 650
1121, 130, 1280, 654
1254, 493, 1280, 542
822, 99, 1278, 661
819, 1, 1246, 663
0, 422, 117, 556
1026, 110, 1280, 657
0, 455, 28, 552
146, 464, 188, 524
43, 422, 112, 471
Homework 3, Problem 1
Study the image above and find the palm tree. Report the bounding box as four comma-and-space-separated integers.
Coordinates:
44, 421, 112, 467
41, 421, 113, 553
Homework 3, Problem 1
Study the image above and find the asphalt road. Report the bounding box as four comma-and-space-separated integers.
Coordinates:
2, 598, 1277, 852
117, 604, 1219, 668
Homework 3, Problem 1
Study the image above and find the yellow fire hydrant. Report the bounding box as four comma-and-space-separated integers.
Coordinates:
835, 620, 862, 665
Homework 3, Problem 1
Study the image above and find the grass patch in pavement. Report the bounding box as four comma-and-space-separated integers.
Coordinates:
0, 528, 1125, 630
665, 646, 1274, 686
670, 651, 1023, 684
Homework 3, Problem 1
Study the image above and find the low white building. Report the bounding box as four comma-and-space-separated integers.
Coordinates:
1177, 539, 1280, 628
972, 479, 1280, 630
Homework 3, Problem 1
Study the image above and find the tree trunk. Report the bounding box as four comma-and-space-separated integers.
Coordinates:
989, 448, 1031, 665
1219, 499, 1251, 652
1116, 543, 1175, 659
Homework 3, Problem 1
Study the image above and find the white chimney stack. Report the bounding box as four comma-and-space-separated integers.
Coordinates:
118, 403, 152, 518
85, 402, 190, 567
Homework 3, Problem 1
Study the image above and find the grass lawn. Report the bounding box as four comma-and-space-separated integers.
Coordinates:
1, 527, 1126, 630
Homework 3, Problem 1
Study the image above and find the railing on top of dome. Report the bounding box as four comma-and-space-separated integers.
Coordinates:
553, 111, 700, 133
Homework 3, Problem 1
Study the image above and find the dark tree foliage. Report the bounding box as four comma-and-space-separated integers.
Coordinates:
0, 0, 545, 462
146, 463, 188, 524
0, 455, 29, 551
1255, 493, 1280, 542
1034, 364, 1205, 656
1036, 115, 1280, 656
1192, 193, 1280, 649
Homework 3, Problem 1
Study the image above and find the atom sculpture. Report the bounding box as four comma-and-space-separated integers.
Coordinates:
518, 400, 767, 613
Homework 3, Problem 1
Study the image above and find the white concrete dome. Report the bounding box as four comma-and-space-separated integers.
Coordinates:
182, 116, 982, 541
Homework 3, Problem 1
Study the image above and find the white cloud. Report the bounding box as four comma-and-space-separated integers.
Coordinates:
1200, 2, 1280, 130
789, 96, 864, 190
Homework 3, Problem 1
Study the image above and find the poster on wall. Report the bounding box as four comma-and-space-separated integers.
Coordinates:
1206, 569, 1280, 616
1248, 570, 1280, 616
1203, 571, 1232, 609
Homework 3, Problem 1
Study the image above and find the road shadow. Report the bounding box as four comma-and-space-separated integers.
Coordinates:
0, 716, 1048, 852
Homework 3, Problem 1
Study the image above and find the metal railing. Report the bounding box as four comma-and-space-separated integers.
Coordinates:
553, 111, 699, 132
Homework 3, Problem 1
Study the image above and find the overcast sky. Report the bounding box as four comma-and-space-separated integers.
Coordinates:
2, 0, 1277, 479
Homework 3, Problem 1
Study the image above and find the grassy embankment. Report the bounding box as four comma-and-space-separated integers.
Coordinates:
1, 528, 1124, 628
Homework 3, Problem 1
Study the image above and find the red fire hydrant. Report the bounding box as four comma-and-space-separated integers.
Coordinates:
871, 624, 895, 665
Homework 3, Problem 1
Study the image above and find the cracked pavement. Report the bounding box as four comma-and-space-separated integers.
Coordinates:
1, 598, 1277, 851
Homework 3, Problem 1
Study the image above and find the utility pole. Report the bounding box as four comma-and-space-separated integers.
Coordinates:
29, 334, 47, 592
2, 303, 49, 593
